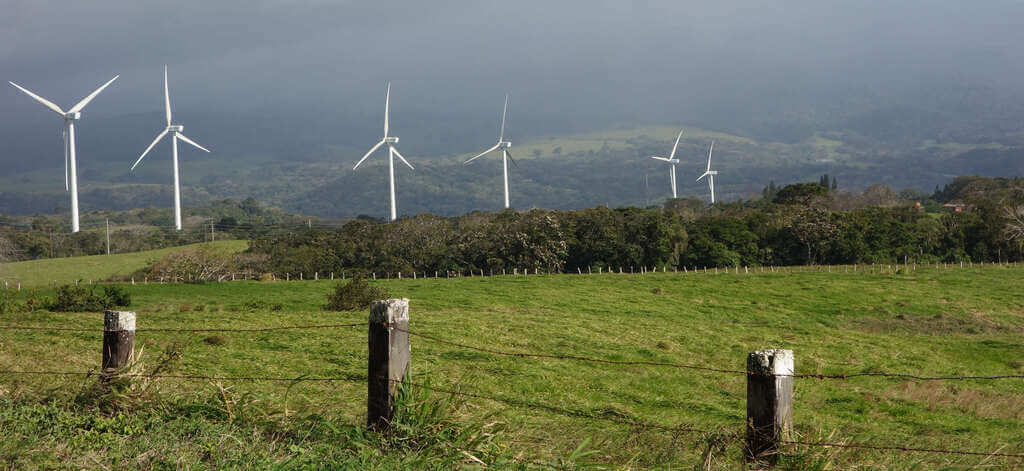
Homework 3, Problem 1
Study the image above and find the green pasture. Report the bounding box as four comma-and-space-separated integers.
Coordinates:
0, 265, 1022, 469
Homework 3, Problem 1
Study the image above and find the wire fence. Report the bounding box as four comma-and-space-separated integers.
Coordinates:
1, 313, 1022, 464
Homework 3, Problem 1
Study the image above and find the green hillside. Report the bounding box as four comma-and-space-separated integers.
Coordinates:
3, 123, 1020, 219
0, 240, 248, 288
1, 266, 1021, 469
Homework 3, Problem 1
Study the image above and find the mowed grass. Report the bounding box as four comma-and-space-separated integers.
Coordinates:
0, 240, 248, 288
1, 266, 1022, 469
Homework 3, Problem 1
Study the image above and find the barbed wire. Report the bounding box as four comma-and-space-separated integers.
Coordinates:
0, 369, 367, 383
395, 326, 1024, 381
0, 322, 367, 333
0, 369, 1019, 460
782, 440, 1024, 459
392, 378, 732, 436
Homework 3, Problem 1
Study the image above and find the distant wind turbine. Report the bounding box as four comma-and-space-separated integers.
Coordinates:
353, 82, 414, 222
650, 129, 684, 199
8, 75, 119, 232
696, 141, 718, 203
464, 94, 516, 208
130, 66, 210, 231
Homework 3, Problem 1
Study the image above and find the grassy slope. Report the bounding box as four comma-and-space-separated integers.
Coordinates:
0, 266, 1022, 469
0, 240, 248, 288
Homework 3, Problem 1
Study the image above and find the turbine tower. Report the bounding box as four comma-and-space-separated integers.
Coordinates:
649, 129, 684, 199
130, 66, 210, 231
353, 82, 414, 222
696, 141, 718, 203
465, 94, 516, 208
8, 75, 119, 232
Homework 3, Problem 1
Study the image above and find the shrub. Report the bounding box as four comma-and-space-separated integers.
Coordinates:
0, 290, 13, 314
47, 284, 131, 312
148, 247, 234, 283
325, 276, 388, 311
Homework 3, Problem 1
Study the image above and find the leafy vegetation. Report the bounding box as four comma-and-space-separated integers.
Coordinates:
0, 267, 1020, 469
46, 284, 131, 312
325, 276, 389, 311
248, 177, 1024, 276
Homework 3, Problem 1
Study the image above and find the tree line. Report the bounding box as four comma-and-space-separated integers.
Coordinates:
246, 176, 1024, 275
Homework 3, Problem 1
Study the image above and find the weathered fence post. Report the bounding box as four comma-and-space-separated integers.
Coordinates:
102, 310, 136, 381
367, 298, 410, 431
745, 349, 794, 465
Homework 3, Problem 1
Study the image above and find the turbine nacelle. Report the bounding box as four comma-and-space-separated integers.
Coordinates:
168, 125, 184, 132
498, 141, 511, 149
64, 112, 81, 120
384, 136, 399, 144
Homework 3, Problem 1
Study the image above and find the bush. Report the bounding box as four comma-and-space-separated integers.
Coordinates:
148, 247, 234, 283
47, 284, 131, 312
325, 276, 388, 311
0, 290, 13, 314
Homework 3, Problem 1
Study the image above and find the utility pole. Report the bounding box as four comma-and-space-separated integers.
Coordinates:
210, 221, 215, 242
308, 219, 312, 230
105, 219, 110, 255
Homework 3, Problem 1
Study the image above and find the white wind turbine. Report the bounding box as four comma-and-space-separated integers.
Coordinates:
696, 140, 718, 203
650, 129, 684, 199
465, 94, 516, 208
8, 75, 119, 233
353, 82, 414, 222
130, 66, 210, 231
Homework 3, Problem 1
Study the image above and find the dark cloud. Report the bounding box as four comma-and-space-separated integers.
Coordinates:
2, 0, 1023, 154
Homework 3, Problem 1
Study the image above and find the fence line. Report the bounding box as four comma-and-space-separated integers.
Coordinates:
0, 322, 367, 333
0, 369, 367, 383
395, 326, 1024, 382
781, 440, 1024, 459
1, 368, 1019, 460
5, 259, 1020, 289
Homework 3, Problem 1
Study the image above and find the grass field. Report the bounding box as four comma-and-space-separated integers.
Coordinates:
1, 265, 1022, 469
0, 240, 248, 288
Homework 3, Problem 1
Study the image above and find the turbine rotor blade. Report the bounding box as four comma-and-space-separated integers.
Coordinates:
63, 127, 69, 191
164, 66, 172, 126
706, 140, 715, 171
131, 128, 169, 171
384, 82, 390, 137
505, 149, 518, 168
392, 146, 414, 170
499, 93, 508, 141
669, 129, 684, 159
69, 75, 119, 113
353, 139, 385, 170
696, 171, 709, 182
650, 156, 670, 162
176, 133, 209, 152
8, 81, 64, 115
465, 143, 500, 164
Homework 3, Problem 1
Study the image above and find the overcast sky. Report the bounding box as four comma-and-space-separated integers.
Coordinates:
3, 0, 1023, 140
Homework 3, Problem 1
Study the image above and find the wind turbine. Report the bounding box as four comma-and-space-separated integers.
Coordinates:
650, 129, 684, 199
696, 140, 718, 203
465, 94, 516, 208
353, 82, 414, 222
130, 66, 210, 231
8, 75, 119, 233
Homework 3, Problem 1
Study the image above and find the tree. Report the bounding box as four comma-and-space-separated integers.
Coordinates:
774, 183, 828, 206
790, 208, 839, 264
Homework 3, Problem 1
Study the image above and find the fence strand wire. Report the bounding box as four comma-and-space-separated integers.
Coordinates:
393, 378, 731, 436
396, 326, 1024, 381
782, 440, 1024, 459
0, 322, 367, 333
0, 370, 367, 383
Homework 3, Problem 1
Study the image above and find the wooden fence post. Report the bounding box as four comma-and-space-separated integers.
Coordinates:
102, 310, 136, 380
367, 298, 410, 431
745, 349, 794, 465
